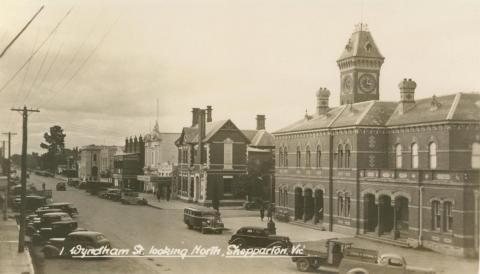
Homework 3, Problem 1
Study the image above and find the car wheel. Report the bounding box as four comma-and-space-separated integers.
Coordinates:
201, 228, 207, 234
231, 239, 246, 248
187, 224, 193, 229
296, 258, 311, 272
43, 248, 56, 259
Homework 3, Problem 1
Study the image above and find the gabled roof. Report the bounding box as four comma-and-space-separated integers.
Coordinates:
176, 119, 252, 145
338, 25, 384, 61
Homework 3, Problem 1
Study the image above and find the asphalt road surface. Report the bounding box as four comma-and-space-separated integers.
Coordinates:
28, 174, 298, 274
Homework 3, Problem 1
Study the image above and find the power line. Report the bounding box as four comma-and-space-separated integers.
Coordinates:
0, 7, 73, 94
0, 6, 44, 59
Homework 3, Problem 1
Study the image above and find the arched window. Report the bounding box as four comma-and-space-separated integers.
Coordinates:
472, 142, 480, 169
429, 142, 437, 169
278, 189, 283, 206
306, 146, 311, 168
284, 147, 288, 167
395, 144, 402, 169
296, 146, 301, 168
345, 144, 351, 168
279, 147, 283, 167
444, 202, 453, 232
284, 189, 288, 207
337, 193, 344, 216
411, 143, 419, 169
432, 200, 441, 230
337, 144, 344, 168
316, 145, 321, 168
344, 193, 351, 217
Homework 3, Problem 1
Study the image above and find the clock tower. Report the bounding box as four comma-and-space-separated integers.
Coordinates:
337, 23, 384, 105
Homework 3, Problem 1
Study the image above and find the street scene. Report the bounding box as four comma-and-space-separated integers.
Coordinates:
1, 1, 480, 274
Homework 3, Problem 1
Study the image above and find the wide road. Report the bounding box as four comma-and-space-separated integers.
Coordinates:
29, 174, 299, 274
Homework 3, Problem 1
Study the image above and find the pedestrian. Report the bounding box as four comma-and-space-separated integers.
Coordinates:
166, 187, 171, 201
267, 219, 276, 235
156, 189, 161, 201
267, 203, 273, 221
259, 204, 265, 221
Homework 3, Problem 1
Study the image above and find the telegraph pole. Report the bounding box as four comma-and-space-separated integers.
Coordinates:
2, 132, 17, 221
11, 106, 39, 253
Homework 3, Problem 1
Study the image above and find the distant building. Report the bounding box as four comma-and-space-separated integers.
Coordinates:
113, 136, 145, 191
137, 121, 179, 194
78, 145, 119, 181
175, 106, 274, 206
273, 23, 480, 257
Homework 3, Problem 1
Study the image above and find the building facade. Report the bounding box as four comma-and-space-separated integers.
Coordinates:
78, 145, 102, 181
112, 136, 145, 191
175, 107, 275, 206
137, 121, 179, 194
273, 23, 480, 257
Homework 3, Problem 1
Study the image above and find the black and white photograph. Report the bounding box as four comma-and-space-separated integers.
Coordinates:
1, 1, 479, 273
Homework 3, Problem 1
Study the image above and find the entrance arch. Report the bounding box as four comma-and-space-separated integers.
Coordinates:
394, 196, 409, 239
294, 187, 304, 220
303, 189, 314, 221
314, 189, 324, 224
364, 193, 377, 232
378, 195, 394, 235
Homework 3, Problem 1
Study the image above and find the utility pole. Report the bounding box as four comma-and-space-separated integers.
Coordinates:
2, 132, 17, 221
11, 106, 39, 253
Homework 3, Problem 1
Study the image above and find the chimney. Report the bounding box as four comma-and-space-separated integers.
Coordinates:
124, 138, 128, 152
198, 109, 206, 164
206, 105, 213, 122
191, 108, 200, 127
128, 137, 133, 153
134, 136, 139, 153
256, 115, 266, 130
316, 87, 330, 115
399, 78, 417, 114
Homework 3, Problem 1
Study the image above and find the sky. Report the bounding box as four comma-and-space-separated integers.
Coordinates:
0, 0, 479, 154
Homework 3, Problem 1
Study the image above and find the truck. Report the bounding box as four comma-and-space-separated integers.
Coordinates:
291, 238, 435, 274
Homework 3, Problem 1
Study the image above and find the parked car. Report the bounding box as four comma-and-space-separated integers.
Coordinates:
101, 188, 122, 201
27, 212, 73, 236
228, 226, 292, 249
14, 195, 47, 212
35, 220, 79, 243
183, 207, 224, 234
120, 191, 148, 205
56, 182, 66, 191
42, 202, 79, 217
42, 231, 111, 258
67, 178, 80, 187
292, 238, 435, 274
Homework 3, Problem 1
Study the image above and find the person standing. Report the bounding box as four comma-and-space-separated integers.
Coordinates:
166, 187, 171, 201
156, 188, 161, 201
259, 204, 265, 221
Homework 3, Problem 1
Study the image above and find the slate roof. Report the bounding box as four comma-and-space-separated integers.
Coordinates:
248, 130, 275, 148
274, 93, 480, 134
337, 25, 384, 61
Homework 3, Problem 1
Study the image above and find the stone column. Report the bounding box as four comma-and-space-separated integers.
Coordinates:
375, 198, 382, 236
392, 199, 398, 239
303, 190, 308, 222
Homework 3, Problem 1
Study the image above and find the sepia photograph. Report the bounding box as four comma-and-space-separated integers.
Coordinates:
0, 0, 479, 273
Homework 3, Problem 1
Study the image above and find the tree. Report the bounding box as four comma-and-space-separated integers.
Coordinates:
40, 125, 66, 172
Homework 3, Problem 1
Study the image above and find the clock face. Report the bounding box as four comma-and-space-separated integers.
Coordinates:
342, 74, 353, 94
359, 74, 377, 93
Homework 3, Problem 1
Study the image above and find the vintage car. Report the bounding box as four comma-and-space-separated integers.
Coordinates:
42, 231, 111, 258
35, 207, 63, 216
292, 238, 435, 274
66, 178, 80, 187
228, 226, 292, 249
120, 191, 148, 205
27, 212, 74, 236
14, 195, 47, 212
56, 182, 66, 191
43, 202, 79, 217
34, 220, 79, 243
101, 188, 122, 201
183, 207, 224, 234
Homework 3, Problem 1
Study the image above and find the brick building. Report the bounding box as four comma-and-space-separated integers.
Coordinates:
112, 136, 145, 191
175, 107, 274, 206
273, 23, 480, 257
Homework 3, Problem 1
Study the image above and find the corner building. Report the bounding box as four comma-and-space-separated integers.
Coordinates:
273, 24, 480, 257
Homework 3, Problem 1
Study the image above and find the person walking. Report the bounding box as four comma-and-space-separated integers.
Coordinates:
259, 204, 265, 221
156, 188, 161, 201
267, 203, 273, 221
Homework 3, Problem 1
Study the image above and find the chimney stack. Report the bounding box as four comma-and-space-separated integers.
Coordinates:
198, 109, 206, 164
316, 87, 330, 115
399, 78, 417, 114
191, 108, 200, 127
206, 105, 213, 122
256, 115, 266, 130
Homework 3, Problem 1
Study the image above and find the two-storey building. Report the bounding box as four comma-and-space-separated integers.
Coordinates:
274, 23, 480, 257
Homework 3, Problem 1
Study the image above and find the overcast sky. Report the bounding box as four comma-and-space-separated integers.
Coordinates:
1, 0, 479, 154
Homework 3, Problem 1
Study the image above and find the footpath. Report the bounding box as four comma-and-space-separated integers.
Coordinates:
0, 211, 35, 274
